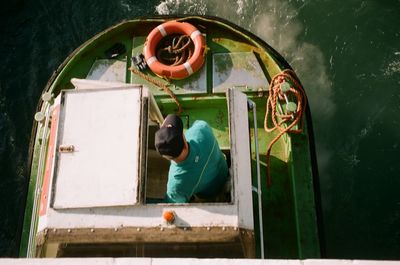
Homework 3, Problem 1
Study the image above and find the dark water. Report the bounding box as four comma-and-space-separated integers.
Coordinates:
1, 0, 399, 259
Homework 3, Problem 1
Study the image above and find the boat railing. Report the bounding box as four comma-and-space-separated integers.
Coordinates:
27, 101, 52, 257
247, 99, 264, 259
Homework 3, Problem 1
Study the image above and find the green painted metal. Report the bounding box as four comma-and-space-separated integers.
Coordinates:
19, 136, 40, 256
19, 125, 50, 257
21, 16, 321, 259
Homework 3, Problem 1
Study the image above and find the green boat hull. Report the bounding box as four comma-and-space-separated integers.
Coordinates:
20, 15, 322, 258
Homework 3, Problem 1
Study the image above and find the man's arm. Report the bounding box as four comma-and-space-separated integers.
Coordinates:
165, 188, 190, 203
164, 164, 194, 203
146, 188, 190, 203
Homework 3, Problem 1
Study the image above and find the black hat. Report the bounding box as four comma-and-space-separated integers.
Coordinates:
155, 114, 184, 158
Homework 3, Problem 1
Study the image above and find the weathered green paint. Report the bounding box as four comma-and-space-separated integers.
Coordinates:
19, 127, 50, 256
19, 136, 40, 256
21, 16, 321, 259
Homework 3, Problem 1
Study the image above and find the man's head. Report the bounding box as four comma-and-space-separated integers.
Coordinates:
155, 114, 184, 159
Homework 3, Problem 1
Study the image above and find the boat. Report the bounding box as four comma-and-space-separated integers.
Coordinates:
19, 15, 322, 259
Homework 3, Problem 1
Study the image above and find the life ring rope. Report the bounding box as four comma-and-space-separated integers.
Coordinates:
147, 56, 157, 66
190, 30, 201, 39
129, 67, 183, 115
157, 35, 193, 66
144, 21, 206, 79
183, 62, 193, 75
157, 24, 168, 37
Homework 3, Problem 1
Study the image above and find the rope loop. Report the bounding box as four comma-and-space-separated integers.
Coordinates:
264, 69, 307, 187
156, 35, 194, 66
129, 67, 183, 115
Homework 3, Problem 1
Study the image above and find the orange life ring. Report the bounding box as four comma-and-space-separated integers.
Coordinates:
143, 21, 206, 79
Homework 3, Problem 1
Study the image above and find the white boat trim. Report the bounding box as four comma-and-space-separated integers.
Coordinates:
2, 258, 400, 265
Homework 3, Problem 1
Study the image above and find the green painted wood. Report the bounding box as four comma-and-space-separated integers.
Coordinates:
21, 16, 321, 259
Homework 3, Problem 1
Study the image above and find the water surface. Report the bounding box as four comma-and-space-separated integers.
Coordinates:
0, 0, 399, 258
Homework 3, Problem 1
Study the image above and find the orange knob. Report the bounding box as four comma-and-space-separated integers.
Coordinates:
163, 211, 175, 223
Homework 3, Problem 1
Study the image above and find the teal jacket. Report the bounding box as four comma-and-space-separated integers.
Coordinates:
165, 121, 228, 203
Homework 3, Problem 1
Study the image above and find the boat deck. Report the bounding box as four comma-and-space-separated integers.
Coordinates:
21, 16, 321, 259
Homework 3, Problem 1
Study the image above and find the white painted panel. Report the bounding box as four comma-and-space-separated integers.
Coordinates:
213, 52, 269, 93
71, 78, 137, 89
44, 204, 238, 229
227, 88, 254, 229
53, 88, 142, 209
86, 59, 127, 83
70, 79, 164, 125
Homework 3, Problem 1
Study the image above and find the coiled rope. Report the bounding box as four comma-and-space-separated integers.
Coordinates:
129, 67, 183, 114
128, 34, 195, 114
156, 35, 194, 66
264, 69, 307, 187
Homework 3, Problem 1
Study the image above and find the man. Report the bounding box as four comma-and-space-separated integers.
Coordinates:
155, 114, 228, 203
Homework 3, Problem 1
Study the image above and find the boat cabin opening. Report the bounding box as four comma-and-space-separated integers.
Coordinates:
34, 79, 255, 258
21, 17, 322, 260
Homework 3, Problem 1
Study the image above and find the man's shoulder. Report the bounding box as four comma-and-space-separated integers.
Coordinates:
191, 120, 209, 129
187, 120, 212, 139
